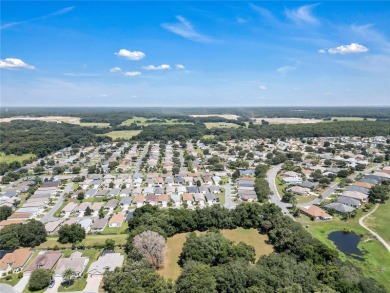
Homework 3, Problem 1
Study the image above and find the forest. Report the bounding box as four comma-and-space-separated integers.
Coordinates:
101, 203, 386, 293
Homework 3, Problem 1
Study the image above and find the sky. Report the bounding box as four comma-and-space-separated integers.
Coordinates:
1, 1, 389, 107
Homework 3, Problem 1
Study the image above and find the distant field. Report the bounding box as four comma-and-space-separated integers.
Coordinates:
205, 122, 240, 129
120, 116, 192, 126
202, 134, 215, 140
79, 122, 110, 128
0, 116, 81, 124
158, 228, 272, 280
190, 114, 240, 120
101, 130, 141, 140
253, 118, 322, 124
331, 117, 376, 121
365, 201, 390, 245
0, 152, 36, 163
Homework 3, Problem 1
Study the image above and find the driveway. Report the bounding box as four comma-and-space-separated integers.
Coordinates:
13, 273, 30, 293
44, 276, 62, 293
83, 275, 103, 292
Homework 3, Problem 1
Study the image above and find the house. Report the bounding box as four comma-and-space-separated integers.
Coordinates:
120, 196, 132, 208
298, 180, 318, 190
90, 218, 108, 233
193, 193, 205, 205
108, 213, 125, 228
352, 181, 374, 189
345, 185, 369, 195
61, 202, 78, 215
90, 202, 105, 212
239, 191, 257, 202
154, 187, 164, 195
76, 202, 91, 213
182, 193, 193, 205
171, 194, 181, 207
85, 189, 97, 198
337, 196, 361, 208
325, 202, 355, 214
25, 251, 62, 273
342, 191, 368, 202
213, 176, 221, 185
107, 188, 121, 197
105, 199, 119, 210
157, 194, 169, 207
166, 186, 175, 195
287, 186, 311, 196
205, 193, 218, 205
55, 251, 89, 278
300, 205, 332, 221
209, 186, 220, 194
78, 218, 93, 231
45, 219, 64, 234
0, 219, 25, 229
0, 248, 32, 274
145, 195, 157, 205
198, 186, 209, 194
88, 253, 124, 276
282, 177, 303, 184
187, 186, 198, 194
177, 186, 186, 195
119, 188, 132, 197
132, 195, 145, 208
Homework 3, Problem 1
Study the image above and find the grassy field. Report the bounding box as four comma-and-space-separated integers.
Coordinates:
101, 130, 141, 140
275, 176, 287, 197
120, 116, 192, 126
79, 122, 110, 128
331, 117, 376, 121
298, 211, 390, 290
0, 273, 22, 287
38, 234, 128, 249
158, 228, 272, 281
102, 220, 128, 234
202, 134, 215, 140
364, 201, 390, 245
58, 249, 101, 292
0, 152, 36, 164
296, 194, 318, 204
204, 122, 240, 129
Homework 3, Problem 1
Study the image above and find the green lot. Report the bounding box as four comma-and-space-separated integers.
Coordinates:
79, 122, 111, 128
0, 152, 36, 164
331, 117, 376, 121
38, 234, 128, 249
365, 201, 390, 245
120, 116, 192, 126
204, 122, 240, 129
100, 130, 141, 140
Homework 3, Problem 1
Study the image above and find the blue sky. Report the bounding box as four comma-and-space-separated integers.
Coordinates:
1, 1, 389, 107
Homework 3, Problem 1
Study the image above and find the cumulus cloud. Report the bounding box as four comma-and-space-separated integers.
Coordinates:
115, 49, 145, 60
142, 64, 171, 70
327, 43, 369, 54
0, 58, 35, 70
161, 16, 213, 43
175, 64, 185, 70
110, 67, 122, 73
318, 49, 326, 53
259, 85, 267, 90
285, 4, 320, 25
123, 71, 142, 76
277, 65, 296, 74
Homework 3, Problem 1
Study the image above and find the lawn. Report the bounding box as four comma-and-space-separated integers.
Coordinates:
331, 117, 376, 121
79, 122, 110, 128
0, 152, 36, 164
102, 221, 128, 235
38, 234, 128, 249
101, 130, 141, 140
204, 122, 240, 129
364, 201, 390, 245
0, 273, 22, 287
275, 176, 287, 197
158, 228, 272, 281
58, 249, 101, 292
296, 194, 318, 204
298, 210, 390, 290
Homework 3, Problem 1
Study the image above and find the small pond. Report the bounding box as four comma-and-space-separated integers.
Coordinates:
328, 231, 364, 261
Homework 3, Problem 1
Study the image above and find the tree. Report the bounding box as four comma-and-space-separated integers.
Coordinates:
29, 269, 51, 291
0, 206, 12, 221
84, 206, 92, 216
369, 184, 390, 203
18, 220, 47, 247
77, 192, 85, 201
232, 169, 240, 180
98, 207, 105, 219
176, 262, 217, 293
133, 231, 166, 269
62, 268, 76, 286
58, 223, 86, 244
105, 239, 115, 251
0, 224, 20, 250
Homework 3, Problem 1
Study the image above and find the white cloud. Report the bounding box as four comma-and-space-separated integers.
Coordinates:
0, 58, 35, 70
256, 96, 267, 99
277, 65, 296, 74
175, 64, 185, 70
161, 16, 213, 43
124, 71, 142, 76
115, 49, 145, 60
285, 4, 320, 25
142, 64, 171, 71
318, 49, 326, 53
327, 43, 369, 54
259, 85, 267, 90
110, 67, 122, 73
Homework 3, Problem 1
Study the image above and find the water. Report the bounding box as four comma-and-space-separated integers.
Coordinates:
328, 231, 364, 261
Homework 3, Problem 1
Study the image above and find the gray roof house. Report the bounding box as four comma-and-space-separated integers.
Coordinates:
120, 196, 132, 206
85, 189, 97, 198
90, 218, 108, 233
337, 196, 361, 208
88, 253, 124, 276
325, 202, 355, 214
205, 193, 218, 203
345, 185, 369, 195
55, 252, 89, 277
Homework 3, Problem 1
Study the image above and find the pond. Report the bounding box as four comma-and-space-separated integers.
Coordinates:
328, 231, 364, 261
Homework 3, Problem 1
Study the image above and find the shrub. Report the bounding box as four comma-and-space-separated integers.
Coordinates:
5, 275, 12, 280
18, 272, 23, 279
29, 269, 51, 291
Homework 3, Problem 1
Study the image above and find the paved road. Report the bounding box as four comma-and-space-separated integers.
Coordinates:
179, 149, 187, 173
134, 142, 149, 174
223, 179, 236, 209
40, 192, 65, 223
13, 273, 30, 293
266, 164, 294, 219
359, 204, 390, 253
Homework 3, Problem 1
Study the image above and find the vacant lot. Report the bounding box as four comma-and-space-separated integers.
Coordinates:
0, 116, 81, 124
0, 152, 36, 164
365, 201, 390, 245
158, 228, 272, 281
79, 122, 111, 128
101, 130, 141, 140
205, 122, 240, 129
38, 234, 128, 249
120, 116, 192, 126
190, 114, 240, 120
331, 117, 376, 121
253, 118, 322, 124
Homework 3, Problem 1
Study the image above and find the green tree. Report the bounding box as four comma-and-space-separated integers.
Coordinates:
105, 239, 115, 251
369, 184, 390, 203
98, 207, 105, 219
18, 220, 47, 247
58, 223, 86, 244
62, 268, 76, 286
77, 192, 85, 201
0, 224, 20, 250
0, 206, 12, 221
84, 206, 92, 216
29, 269, 51, 291
176, 262, 217, 293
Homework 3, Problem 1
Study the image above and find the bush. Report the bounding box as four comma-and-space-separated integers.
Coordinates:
29, 269, 51, 291
18, 272, 23, 279
5, 275, 12, 280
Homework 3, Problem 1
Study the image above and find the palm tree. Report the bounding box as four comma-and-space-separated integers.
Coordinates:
62, 268, 76, 286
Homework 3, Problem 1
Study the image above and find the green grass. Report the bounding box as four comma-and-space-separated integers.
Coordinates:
218, 192, 226, 205
38, 234, 128, 249
202, 134, 215, 140
58, 249, 101, 292
275, 176, 287, 197
331, 117, 376, 121
79, 122, 111, 128
158, 228, 272, 281
24, 287, 46, 293
204, 122, 240, 129
365, 201, 390, 245
120, 116, 192, 127
0, 152, 36, 164
0, 273, 22, 287
100, 130, 141, 140
102, 221, 128, 235
296, 194, 318, 204
298, 210, 390, 290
